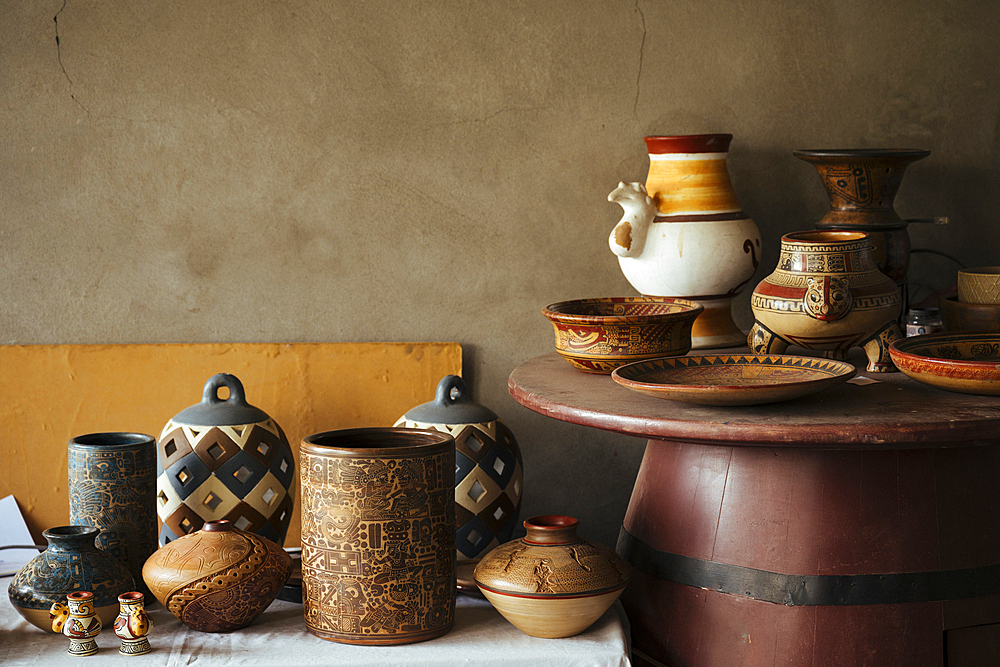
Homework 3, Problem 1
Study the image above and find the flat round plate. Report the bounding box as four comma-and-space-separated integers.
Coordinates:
890, 332, 1000, 395
611, 354, 857, 406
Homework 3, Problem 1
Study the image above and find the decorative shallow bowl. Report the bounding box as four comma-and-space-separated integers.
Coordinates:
889, 332, 1000, 395
958, 267, 1000, 305
611, 354, 857, 406
542, 297, 703, 374
940, 296, 1000, 332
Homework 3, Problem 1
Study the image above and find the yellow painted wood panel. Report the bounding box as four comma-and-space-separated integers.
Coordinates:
0, 342, 462, 546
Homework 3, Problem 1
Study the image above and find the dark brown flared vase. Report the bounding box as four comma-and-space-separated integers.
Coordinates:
794, 148, 929, 288
299, 428, 456, 645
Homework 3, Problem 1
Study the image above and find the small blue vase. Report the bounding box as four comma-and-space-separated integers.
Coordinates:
7, 525, 134, 633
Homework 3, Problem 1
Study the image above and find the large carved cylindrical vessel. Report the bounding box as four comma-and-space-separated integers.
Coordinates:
69, 432, 158, 598
299, 428, 456, 645
610, 134, 761, 348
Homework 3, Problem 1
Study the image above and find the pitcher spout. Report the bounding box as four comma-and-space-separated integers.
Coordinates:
608, 182, 656, 258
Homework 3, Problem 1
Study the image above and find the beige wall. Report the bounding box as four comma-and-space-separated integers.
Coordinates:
3, 0, 999, 548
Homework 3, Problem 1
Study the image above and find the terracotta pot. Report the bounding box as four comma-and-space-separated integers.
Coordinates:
474, 515, 630, 639
395, 375, 523, 561
156, 373, 295, 546
793, 148, 931, 291
608, 134, 762, 348
749, 230, 902, 372
299, 428, 456, 645
68, 432, 157, 598
8, 525, 134, 633
114, 592, 152, 655
142, 519, 292, 632
939, 295, 1000, 332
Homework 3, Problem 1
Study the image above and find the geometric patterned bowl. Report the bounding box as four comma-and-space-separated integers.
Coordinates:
889, 332, 1000, 395
542, 297, 703, 374
612, 354, 857, 406
958, 266, 1000, 304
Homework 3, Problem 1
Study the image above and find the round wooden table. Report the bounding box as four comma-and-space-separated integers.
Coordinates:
509, 352, 1000, 667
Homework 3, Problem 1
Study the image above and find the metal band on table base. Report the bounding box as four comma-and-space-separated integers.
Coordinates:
618, 527, 1000, 606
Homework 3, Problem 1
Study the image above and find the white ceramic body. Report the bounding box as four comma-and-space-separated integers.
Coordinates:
617, 217, 761, 348
617, 217, 760, 298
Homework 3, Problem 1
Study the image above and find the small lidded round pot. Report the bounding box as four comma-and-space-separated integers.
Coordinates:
142, 519, 292, 632
474, 515, 630, 638
542, 297, 703, 374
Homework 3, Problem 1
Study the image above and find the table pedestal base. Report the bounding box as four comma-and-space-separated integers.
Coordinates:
618, 439, 1000, 667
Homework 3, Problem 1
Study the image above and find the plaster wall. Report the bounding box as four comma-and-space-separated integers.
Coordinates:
3, 0, 999, 548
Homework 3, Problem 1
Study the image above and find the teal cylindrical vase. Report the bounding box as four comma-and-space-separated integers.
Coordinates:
69, 432, 158, 597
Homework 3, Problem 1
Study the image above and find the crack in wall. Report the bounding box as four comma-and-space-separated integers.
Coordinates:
54, 0, 90, 118
633, 0, 646, 117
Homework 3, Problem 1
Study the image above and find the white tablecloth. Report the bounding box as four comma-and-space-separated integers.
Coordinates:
0, 594, 631, 666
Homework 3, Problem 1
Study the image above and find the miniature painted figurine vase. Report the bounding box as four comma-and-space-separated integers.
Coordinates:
156, 373, 295, 546
8, 525, 135, 633
69, 432, 158, 598
609, 134, 761, 348
142, 519, 292, 632
394, 375, 523, 561
114, 592, 152, 655
60, 591, 102, 656
474, 515, 630, 638
300, 428, 456, 645
749, 230, 902, 372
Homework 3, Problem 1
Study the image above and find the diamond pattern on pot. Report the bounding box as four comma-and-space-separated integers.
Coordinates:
156, 415, 294, 546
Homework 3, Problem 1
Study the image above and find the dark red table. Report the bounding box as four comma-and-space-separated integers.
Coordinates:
509, 352, 1000, 667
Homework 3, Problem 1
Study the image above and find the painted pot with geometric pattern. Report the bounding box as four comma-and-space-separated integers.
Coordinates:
155, 374, 295, 546
395, 375, 523, 562
749, 230, 903, 373
142, 519, 292, 632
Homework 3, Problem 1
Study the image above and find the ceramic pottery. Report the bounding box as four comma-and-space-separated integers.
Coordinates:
541, 297, 703, 373
611, 354, 857, 406
749, 231, 902, 372
69, 432, 157, 598
940, 296, 1000, 332
299, 428, 456, 645
142, 519, 291, 632
958, 266, 1000, 305
114, 592, 152, 655
57, 591, 102, 656
8, 525, 134, 633
156, 373, 295, 546
608, 134, 761, 348
793, 148, 931, 291
474, 515, 630, 639
394, 375, 523, 562
889, 332, 1000, 395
